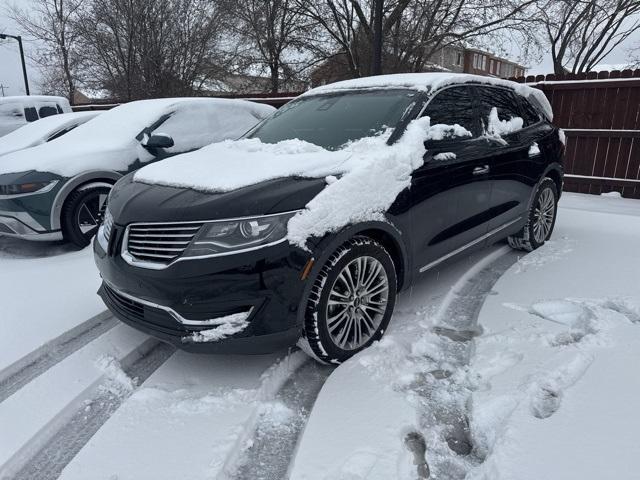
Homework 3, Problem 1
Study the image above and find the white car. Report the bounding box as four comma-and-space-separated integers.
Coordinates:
0, 111, 100, 158
0, 96, 73, 137
0, 97, 275, 246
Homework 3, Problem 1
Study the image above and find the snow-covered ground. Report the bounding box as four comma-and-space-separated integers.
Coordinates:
0, 192, 638, 480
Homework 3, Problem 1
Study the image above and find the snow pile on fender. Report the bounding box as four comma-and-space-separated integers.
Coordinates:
287, 117, 458, 247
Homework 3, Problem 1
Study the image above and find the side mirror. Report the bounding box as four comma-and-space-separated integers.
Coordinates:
143, 133, 174, 149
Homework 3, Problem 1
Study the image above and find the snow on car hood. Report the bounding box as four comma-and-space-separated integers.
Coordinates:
135, 116, 453, 247
134, 138, 353, 193
0, 98, 254, 177
0, 112, 99, 158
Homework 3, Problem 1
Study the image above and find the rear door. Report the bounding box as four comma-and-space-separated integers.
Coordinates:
410, 86, 494, 273
472, 86, 540, 233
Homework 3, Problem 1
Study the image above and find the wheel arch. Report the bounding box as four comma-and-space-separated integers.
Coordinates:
51, 170, 121, 231
307, 219, 410, 292
543, 163, 563, 198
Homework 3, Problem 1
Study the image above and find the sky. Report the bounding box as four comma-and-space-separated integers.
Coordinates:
0, 1, 639, 97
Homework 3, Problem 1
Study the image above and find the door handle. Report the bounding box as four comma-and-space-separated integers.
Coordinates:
472, 165, 490, 175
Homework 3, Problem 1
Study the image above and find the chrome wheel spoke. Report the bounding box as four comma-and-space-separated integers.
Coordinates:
533, 187, 555, 243
325, 255, 390, 351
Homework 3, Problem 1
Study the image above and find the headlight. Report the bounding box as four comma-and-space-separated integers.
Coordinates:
97, 207, 114, 252
0, 180, 58, 196
182, 211, 298, 258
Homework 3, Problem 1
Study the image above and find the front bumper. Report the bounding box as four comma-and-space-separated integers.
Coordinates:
0, 212, 62, 241
93, 228, 311, 354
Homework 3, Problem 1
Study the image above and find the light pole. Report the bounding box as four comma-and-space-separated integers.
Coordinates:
0, 33, 30, 95
371, 0, 383, 76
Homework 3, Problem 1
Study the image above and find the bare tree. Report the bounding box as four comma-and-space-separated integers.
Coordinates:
76, 0, 232, 100
7, 0, 84, 103
298, 0, 538, 80
231, 0, 313, 93
537, 0, 640, 75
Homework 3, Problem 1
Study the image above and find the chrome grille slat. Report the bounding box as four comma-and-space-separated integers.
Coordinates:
125, 221, 204, 264
129, 245, 185, 252
129, 239, 191, 245
129, 233, 195, 238
130, 226, 201, 232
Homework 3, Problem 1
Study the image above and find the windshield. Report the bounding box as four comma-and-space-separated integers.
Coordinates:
247, 89, 418, 150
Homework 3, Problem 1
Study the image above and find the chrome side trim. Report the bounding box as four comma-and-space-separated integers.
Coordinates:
419, 217, 522, 273
103, 279, 254, 327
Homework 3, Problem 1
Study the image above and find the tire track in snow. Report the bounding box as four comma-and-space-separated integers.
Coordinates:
416, 247, 520, 475
0, 311, 117, 404
9, 340, 175, 480
225, 359, 334, 480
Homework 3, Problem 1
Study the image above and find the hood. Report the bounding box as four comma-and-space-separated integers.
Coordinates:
133, 138, 351, 194
109, 172, 327, 225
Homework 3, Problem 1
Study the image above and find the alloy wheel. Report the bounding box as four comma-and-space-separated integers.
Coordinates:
532, 187, 555, 244
77, 191, 108, 236
325, 256, 390, 351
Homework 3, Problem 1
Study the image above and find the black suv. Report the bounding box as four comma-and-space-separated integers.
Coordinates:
94, 74, 564, 364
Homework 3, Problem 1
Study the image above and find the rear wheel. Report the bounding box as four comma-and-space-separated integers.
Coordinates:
62, 183, 112, 248
508, 177, 558, 252
302, 236, 397, 364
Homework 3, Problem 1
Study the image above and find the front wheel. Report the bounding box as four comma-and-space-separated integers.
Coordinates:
62, 183, 112, 248
302, 236, 397, 364
508, 177, 558, 252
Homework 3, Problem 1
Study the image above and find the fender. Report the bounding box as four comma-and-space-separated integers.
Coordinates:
50, 170, 122, 231
526, 162, 564, 212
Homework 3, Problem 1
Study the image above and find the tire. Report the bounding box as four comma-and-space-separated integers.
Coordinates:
302, 236, 397, 364
61, 183, 112, 248
508, 177, 558, 252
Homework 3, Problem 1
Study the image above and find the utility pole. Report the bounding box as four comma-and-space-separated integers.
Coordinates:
0, 33, 30, 95
0, 84, 8, 96
371, 0, 384, 76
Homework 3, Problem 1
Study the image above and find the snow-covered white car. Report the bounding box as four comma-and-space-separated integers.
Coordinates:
0, 111, 100, 158
0, 95, 72, 137
95, 73, 564, 364
0, 98, 275, 246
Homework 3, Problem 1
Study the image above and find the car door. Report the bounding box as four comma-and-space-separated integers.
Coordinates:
410, 86, 495, 273
472, 86, 539, 234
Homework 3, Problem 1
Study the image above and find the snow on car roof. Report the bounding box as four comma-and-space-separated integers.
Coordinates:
0, 95, 70, 104
0, 111, 99, 158
304, 73, 553, 121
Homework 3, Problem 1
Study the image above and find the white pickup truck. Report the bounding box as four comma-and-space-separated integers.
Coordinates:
0, 96, 72, 137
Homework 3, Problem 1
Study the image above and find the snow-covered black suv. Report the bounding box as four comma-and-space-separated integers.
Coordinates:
94, 73, 564, 364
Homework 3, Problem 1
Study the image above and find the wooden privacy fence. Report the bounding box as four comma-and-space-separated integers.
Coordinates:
511, 70, 640, 199
74, 71, 640, 198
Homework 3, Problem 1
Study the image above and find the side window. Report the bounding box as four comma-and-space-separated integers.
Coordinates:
422, 87, 478, 137
518, 97, 541, 126
24, 107, 39, 122
56, 104, 63, 114
474, 86, 524, 136
39, 104, 59, 118
0, 103, 24, 119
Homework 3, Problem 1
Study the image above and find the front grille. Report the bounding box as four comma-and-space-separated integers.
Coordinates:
103, 283, 145, 322
125, 222, 203, 264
